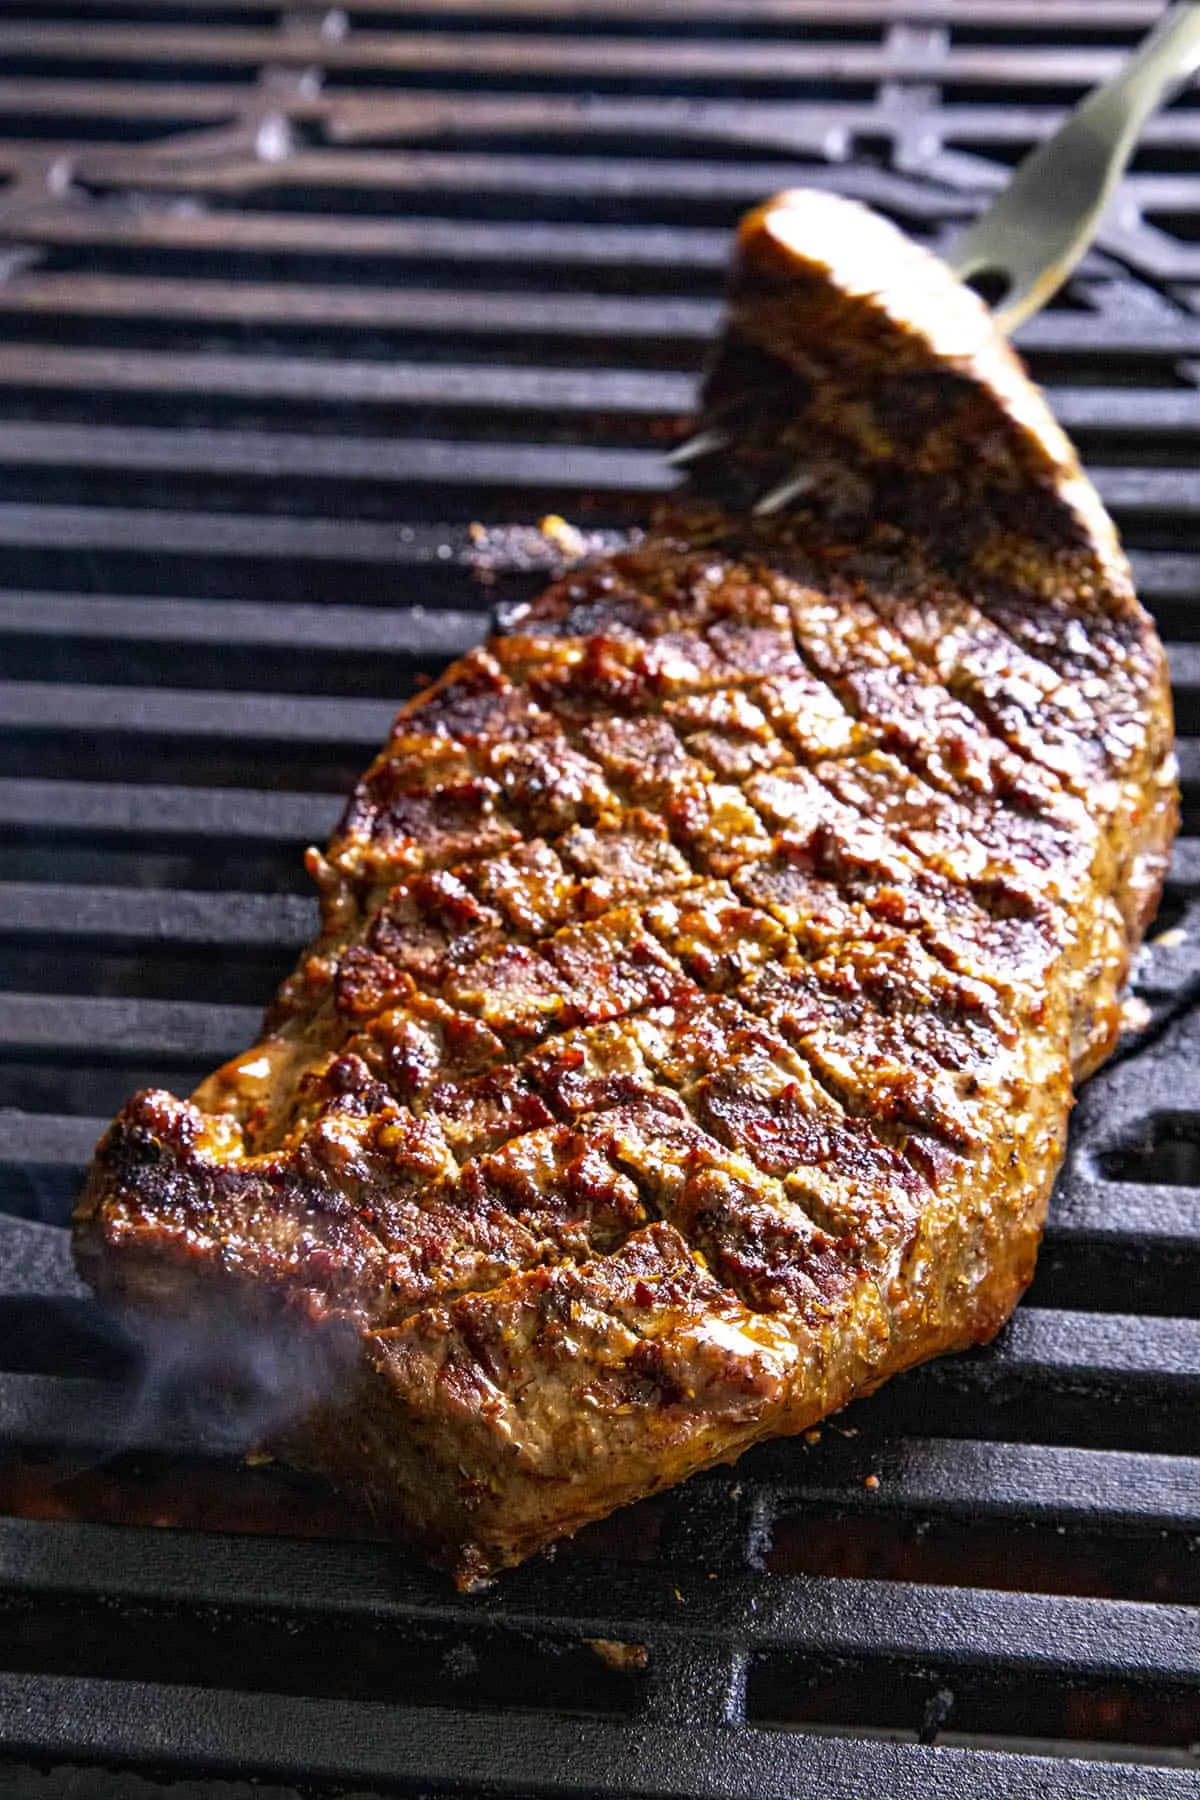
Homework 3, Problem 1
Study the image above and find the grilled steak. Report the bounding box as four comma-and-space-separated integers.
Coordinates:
76, 191, 1177, 1585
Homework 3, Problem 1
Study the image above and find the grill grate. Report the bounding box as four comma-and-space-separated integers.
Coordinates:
0, 2, 1199, 1794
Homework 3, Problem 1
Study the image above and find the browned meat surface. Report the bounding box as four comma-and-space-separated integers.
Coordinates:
75, 191, 1177, 1586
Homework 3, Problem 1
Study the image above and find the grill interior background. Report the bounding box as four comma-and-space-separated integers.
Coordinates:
0, 1, 1198, 1794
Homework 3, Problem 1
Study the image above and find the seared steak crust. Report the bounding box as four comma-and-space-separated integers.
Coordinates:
76, 193, 1177, 1584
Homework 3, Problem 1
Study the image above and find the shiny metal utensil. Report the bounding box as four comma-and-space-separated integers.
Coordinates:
667, 4, 1200, 499
950, 1, 1200, 332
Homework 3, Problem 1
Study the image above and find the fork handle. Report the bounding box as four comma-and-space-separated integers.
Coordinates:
1087, 3, 1200, 146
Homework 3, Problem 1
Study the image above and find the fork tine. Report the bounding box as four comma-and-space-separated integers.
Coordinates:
752, 468, 816, 517
665, 428, 730, 466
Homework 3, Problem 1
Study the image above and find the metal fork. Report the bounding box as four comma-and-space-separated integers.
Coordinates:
669, 3, 1200, 504
950, 0, 1200, 332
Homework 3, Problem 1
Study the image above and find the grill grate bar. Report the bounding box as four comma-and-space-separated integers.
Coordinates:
0, 1216, 81, 1302
0, 0, 1171, 22
0, 503, 542, 565
2, 704, 1198, 772
0, 202, 1181, 287
0, 1293, 1193, 1445
0, 1113, 110, 1171
0, 874, 1196, 973
0, 591, 487, 655
0, 1369, 210, 1454
0, 26, 1143, 85
0, 882, 314, 946
0, 991, 260, 1059
1048, 1181, 1200, 1244
0, 0, 1170, 20
0, 1516, 1194, 1687
0, 1671, 1194, 1798
12, 268, 1200, 358
0, 542, 1193, 610
965, 1308, 1200, 1381
5, 779, 1182, 845
0, 421, 675, 490
8, 424, 1200, 528
5, 1115, 1195, 1253
0, 147, 858, 203
0, 682, 397, 743
0, 87, 1190, 168
0, 777, 340, 839
0, 274, 723, 339
46, 863, 1200, 976
10, 84, 1200, 138
0, 346, 695, 416
0, 208, 737, 271
1, 1355, 1195, 1533
766, 1434, 1200, 1533
7, 348, 1200, 443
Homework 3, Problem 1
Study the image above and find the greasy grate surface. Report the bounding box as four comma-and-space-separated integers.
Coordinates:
0, 2, 1199, 1795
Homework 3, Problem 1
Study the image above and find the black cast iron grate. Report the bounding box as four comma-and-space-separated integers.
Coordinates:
0, 2, 1198, 1795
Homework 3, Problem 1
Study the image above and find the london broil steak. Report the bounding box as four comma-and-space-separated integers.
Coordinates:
76, 192, 1178, 1585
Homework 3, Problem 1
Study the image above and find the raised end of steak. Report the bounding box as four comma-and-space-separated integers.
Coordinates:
75, 190, 1177, 1586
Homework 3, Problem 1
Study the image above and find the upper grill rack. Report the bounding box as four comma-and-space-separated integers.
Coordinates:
0, 2, 1198, 1794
